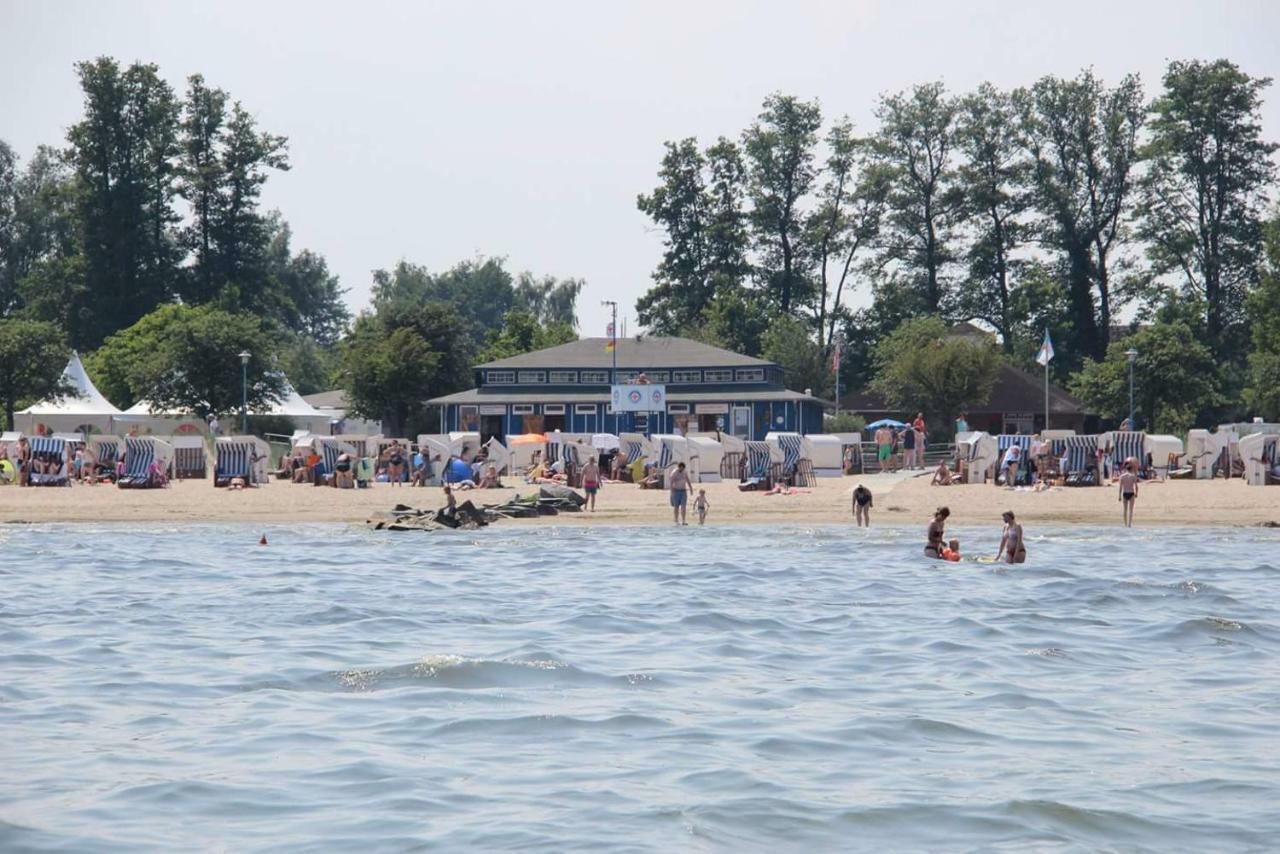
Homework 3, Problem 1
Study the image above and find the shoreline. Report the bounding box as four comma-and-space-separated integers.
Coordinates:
2, 474, 1279, 529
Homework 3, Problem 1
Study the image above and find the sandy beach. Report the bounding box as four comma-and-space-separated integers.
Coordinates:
2, 473, 1279, 528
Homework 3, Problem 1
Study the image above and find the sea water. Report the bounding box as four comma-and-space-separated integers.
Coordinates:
1, 523, 1277, 852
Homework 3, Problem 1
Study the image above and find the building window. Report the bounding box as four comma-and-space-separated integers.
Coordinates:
549, 370, 577, 384
703, 369, 733, 383
512, 404, 534, 415
672, 370, 701, 384
735, 368, 765, 382
486, 370, 515, 384
633, 413, 648, 432
574, 404, 597, 415
543, 404, 566, 415
518, 371, 546, 384
667, 403, 690, 414
646, 370, 670, 382
615, 370, 640, 384
459, 405, 479, 432
580, 370, 609, 384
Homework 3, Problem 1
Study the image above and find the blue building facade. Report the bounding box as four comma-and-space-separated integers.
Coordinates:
429, 337, 827, 442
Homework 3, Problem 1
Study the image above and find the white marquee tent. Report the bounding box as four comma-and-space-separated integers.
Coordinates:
15, 353, 123, 436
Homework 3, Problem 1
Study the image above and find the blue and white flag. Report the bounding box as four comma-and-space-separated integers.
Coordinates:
1035, 328, 1055, 367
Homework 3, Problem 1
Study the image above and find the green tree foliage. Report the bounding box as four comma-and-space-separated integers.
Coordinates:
261, 217, 348, 344
0, 318, 72, 429
479, 310, 577, 363
1016, 70, 1145, 363
1244, 218, 1280, 420
87, 304, 284, 417
340, 303, 474, 436
872, 82, 966, 315
276, 332, 339, 397
824, 412, 866, 434
1138, 60, 1277, 361
760, 314, 830, 398
744, 93, 822, 314
695, 287, 771, 357
177, 73, 230, 304
66, 58, 182, 348
1069, 322, 1222, 432
869, 316, 1002, 432
512, 271, 583, 327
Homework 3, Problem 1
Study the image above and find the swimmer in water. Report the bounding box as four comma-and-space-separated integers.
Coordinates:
925, 506, 950, 559
941, 538, 961, 562
995, 510, 1026, 563
1118, 459, 1139, 527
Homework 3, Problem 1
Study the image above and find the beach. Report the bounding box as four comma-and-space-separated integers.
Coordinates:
3, 474, 1279, 528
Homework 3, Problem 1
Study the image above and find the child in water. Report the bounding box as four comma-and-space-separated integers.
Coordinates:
693, 489, 709, 525
941, 538, 961, 562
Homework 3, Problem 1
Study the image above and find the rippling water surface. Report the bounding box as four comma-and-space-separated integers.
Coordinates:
1, 523, 1278, 851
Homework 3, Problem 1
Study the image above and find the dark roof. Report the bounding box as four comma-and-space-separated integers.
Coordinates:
476, 336, 773, 370
839, 364, 1085, 415
429, 386, 828, 406
302, 389, 348, 409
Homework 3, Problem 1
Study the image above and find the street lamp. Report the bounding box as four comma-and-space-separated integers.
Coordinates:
1125, 348, 1138, 430
239, 350, 251, 435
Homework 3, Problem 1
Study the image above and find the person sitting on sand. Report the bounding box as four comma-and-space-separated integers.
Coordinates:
479, 465, 501, 489
925, 506, 950, 559
931, 460, 955, 486
442, 484, 456, 517
527, 459, 549, 483
995, 510, 1026, 563
941, 538, 961, 562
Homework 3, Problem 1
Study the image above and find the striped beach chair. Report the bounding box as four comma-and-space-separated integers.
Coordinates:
120, 437, 154, 483
1111, 431, 1146, 469
657, 439, 673, 469
215, 441, 251, 487
996, 435, 1032, 485
28, 436, 69, 486
321, 440, 342, 476
624, 439, 646, 466
775, 433, 815, 486
173, 442, 206, 479
1063, 435, 1097, 475
743, 441, 772, 482
95, 438, 120, 469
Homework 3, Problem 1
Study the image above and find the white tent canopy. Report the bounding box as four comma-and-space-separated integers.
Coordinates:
15, 352, 122, 435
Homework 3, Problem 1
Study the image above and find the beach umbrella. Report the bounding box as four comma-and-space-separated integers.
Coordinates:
590, 433, 620, 450
866, 418, 907, 430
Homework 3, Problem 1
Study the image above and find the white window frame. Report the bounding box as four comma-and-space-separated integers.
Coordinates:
703, 369, 733, 383
735, 368, 765, 382
486, 370, 515, 384
518, 371, 546, 384
633, 413, 649, 431
666, 403, 690, 414
646, 370, 670, 382
512, 404, 534, 415
580, 370, 609, 384
672, 370, 701, 383
549, 370, 578, 384
574, 404, 597, 415
543, 404, 566, 415
615, 370, 640, 384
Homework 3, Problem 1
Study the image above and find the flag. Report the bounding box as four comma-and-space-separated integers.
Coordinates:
605, 321, 615, 353
830, 338, 842, 372
1035, 328, 1055, 367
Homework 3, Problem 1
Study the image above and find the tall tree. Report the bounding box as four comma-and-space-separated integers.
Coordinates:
0, 141, 15, 314
1138, 59, 1278, 361
261, 216, 348, 344
743, 93, 822, 313
1244, 217, 1280, 421
513, 272, 583, 328
871, 82, 966, 315
1016, 70, 1145, 362
955, 83, 1030, 352
177, 73, 229, 304
635, 138, 709, 333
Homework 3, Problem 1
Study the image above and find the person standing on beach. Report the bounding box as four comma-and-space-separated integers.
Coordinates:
955, 412, 969, 436
852, 484, 873, 527
902, 425, 917, 470
1118, 460, 1139, 527
925, 506, 950, 558
995, 510, 1026, 563
913, 413, 927, 469
669, 461, 693, 525
581, 456, 600, 512
693, 489, 709, 525
875, 426, 892, 473
1000, 443, 1022, 486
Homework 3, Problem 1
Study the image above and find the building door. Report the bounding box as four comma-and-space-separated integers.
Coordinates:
480, 415, 504, 444
731, 406, 751, 439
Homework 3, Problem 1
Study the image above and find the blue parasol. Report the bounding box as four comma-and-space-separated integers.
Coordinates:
865, 418, 907, 430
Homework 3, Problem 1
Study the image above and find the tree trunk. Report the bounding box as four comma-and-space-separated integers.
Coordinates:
1067, 245, 1101, 359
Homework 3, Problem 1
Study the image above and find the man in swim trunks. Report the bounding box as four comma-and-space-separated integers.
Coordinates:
669, 461, 693, 525
875, 426, 892, 473
852, 483, 873, 527
925, 506, 950, 558
1118, 459, 1139, 527
581, 457, 600, 512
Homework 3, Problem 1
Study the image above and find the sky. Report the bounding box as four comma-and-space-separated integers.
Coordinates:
3, 0, 1279, 339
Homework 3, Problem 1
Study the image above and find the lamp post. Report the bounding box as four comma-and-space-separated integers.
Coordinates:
239, 350, 251, 435
1125, 348, 1138, 430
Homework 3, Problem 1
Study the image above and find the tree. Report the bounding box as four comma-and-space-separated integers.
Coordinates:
512, 272, 583, 327
955, 84, 1030, 351
869, 316, 1002, 432
871, 82, 966, 315
66, 57, 181, 348
743, 93, 822, 313
479, 310, 577, 363
1070, 322, 1222, 432
1244, 218, 1280, 420
0, 318, 71, 429
87, 304, 284, 417
695, 286, 771, 357
276, 332, 338, 396
760, 314, 830, 398
1138, 59, 1278, 361
261, 216, 348, 344
177, 73, 229, 304
1016, 70, 1145, 363
0, 141, 15, 314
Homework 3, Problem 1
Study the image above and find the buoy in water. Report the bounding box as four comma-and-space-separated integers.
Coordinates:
259, 534, 268, 545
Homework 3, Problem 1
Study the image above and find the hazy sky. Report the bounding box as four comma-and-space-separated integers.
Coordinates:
3, 1, 1278, 338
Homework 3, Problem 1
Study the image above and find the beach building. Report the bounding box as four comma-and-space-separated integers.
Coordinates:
429, 337, 829, 442
301, 389, 383, 436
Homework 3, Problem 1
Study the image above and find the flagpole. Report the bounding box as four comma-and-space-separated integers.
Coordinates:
1044, 358, 1049, 434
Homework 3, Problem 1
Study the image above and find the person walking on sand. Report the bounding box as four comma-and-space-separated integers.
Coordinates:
995, 510, 1026, 563
1118, 459, 1139, 527
875, 426, 892, 473
669, 461, 693, 525
581, 457, 600, 512
852, 483, 873, 527
693, 488, 709, 525
925, 506, 950, 559
902, 423, 917, 471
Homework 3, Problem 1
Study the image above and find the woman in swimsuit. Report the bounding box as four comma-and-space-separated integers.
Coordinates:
925, 506, 950, 558
995, 510, 1026, 563
387, 442, 405, 486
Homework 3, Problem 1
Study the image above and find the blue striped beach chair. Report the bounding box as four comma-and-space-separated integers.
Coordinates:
657, 439, 673, 469
1111, 431, 1145, 469
1063, 435, 1097, 475
96, 438, 120, 469
118, 437, 156, 487
321, 440, 342, 476
215, 441, 251, 487
28, 436, 69, 486
743, 441, 772, 482
624, 439, 646, 466
996, 435, 1032, 485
